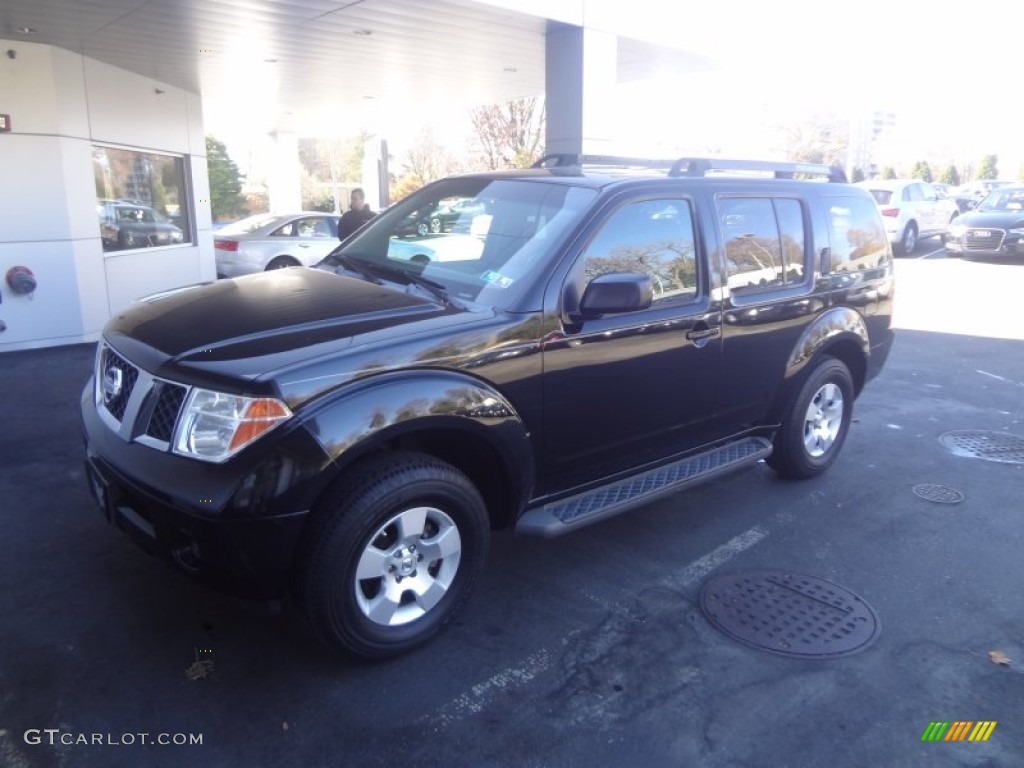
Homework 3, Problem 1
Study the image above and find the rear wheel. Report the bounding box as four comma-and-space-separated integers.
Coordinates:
897, 222, 917, 255
295, 452, 489, 659
266, 256, 299, 270
767, 358, 854, 479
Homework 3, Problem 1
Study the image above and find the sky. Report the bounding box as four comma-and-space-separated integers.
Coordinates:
213, 1, 1024, 182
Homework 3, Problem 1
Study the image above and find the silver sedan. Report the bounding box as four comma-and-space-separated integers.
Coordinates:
214, 213, 340, 277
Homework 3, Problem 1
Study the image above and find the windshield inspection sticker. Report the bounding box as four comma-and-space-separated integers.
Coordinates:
480, 270, 515, 289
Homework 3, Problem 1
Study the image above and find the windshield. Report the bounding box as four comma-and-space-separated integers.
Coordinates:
976, 187, 1024, 212
325, 178, 597, 307
217, 213, 281, 235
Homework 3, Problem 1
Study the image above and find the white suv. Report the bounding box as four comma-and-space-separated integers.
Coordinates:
856, 180, 960, 254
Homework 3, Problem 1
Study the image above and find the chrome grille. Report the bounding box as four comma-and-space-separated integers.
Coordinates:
144, 382, 187, 443
100, 346, 139, 422
964, 228, 1005, 251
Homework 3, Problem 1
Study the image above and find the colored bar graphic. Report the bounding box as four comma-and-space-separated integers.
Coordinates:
922, 721, 996, 742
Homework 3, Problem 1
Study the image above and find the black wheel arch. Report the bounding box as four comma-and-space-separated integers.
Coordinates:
300, 370, 535, 530
766, 307, 870, 425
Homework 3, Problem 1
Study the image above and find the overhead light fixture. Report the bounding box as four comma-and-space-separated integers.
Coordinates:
503, 67, 518, 73
353, 29, 373, 36
362, 95, 375, 100
264, 58, 279, 63
18, 26, 37, 34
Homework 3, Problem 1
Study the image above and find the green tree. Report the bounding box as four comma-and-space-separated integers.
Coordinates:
851, 167, 865, 183
205, 136, 246, 220
977, 154, 998, 180
910, 161, 933, 182
939, 164, 960, 186
882, 166, 897, 180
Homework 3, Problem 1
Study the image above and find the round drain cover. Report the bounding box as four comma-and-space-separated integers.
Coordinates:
912, 484, 964, 504
700, 570, 880, 659
940, 430, 1024, 465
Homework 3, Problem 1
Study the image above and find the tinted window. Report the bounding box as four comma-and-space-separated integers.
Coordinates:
904, 185, 923, 202
827, 197, 890, 272
581, 199, 698, 306
719, 197, 807, 296
866, 189, 893, 205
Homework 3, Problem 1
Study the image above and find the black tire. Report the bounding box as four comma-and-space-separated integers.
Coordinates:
266, 256, 299, 270
428, 217, 442, 234
897, 222, 917, 255
119, 230, 141, 249
295, 452, 489, 659
767, 358, 854, 479
416, 221, 430, 237
410, 254, 430, 266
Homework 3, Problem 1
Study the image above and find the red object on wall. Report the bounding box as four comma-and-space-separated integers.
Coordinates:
6, 266, 37, 294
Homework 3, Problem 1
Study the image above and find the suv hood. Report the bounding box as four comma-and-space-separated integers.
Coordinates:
105, 268, 460, 377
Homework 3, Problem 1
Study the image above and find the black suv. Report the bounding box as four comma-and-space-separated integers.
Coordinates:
81, 157, 894, 658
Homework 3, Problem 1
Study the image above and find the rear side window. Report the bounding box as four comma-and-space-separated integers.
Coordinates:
718, 197, 807, 296
827, 197, 890, 272
866, 189, 892, 205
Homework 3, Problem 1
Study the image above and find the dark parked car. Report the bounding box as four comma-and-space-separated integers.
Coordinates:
944, 185, 1024, 259
98, 200, 184, 250
81, 156, 894, 658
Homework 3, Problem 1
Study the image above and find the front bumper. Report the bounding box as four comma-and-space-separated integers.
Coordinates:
81, 378, 334, 599
944, 232, 1024, 258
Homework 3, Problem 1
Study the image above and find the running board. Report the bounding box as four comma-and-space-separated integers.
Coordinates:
516, 437, 773, 537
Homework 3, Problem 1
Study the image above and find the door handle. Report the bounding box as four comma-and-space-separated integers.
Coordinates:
685, 325, 720, 344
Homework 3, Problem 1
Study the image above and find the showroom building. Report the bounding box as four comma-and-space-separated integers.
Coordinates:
0, 0, 707, 352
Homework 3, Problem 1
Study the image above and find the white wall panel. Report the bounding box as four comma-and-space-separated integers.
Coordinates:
84, 58, 191, 153
0, 135, 75, 242
103, 246, 202, 314
0, 241, 84, 348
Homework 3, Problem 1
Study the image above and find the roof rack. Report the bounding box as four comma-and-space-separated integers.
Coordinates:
531, 154, 848, 183
532, 154, 677, 170
668, 157, 847, 183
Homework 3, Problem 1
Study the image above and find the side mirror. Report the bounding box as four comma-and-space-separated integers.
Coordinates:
579, 272, 653, 316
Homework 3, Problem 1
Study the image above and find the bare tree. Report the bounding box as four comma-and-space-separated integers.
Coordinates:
772, 113, 849, 167
390, 128, 464, 200
469, 96, 545, 170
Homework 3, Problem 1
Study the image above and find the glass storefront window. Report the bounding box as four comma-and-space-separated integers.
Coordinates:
93, 146, 191, 251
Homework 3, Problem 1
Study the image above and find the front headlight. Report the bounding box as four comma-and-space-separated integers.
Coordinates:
947, 222, 967, 237
173, 388, 292, 463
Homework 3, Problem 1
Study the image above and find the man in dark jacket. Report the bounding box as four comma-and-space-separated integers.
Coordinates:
337, 188, 376, 239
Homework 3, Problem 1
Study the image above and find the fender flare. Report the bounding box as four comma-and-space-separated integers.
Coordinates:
785, 306, 870, 376
767, 307, 870, 425
301, 369, 534, 519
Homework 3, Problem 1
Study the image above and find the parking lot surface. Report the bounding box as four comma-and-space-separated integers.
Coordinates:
1, 254, 1022, 767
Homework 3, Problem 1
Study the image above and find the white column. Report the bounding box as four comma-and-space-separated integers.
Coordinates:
267, 131, 302, 213
545, 22, 617, 157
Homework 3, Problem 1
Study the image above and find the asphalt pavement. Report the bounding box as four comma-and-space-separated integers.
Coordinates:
1, 248, 1022, 768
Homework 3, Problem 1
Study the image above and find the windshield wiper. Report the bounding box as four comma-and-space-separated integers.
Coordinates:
325, 252, 383, 285
329, 253, 450, 305
360, 261, 451, 305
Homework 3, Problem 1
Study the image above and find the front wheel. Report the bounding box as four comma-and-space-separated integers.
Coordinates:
295, 452, 489, 659
767, 358, 854, 479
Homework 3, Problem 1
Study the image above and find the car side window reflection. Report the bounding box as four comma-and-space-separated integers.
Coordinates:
580, 199, 698, 306
718, 197, 807, 296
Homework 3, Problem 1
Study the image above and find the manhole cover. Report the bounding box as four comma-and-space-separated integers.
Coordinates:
940, 430, 1024, 465
912, 484, 965, 504
699, 570, 880, 659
